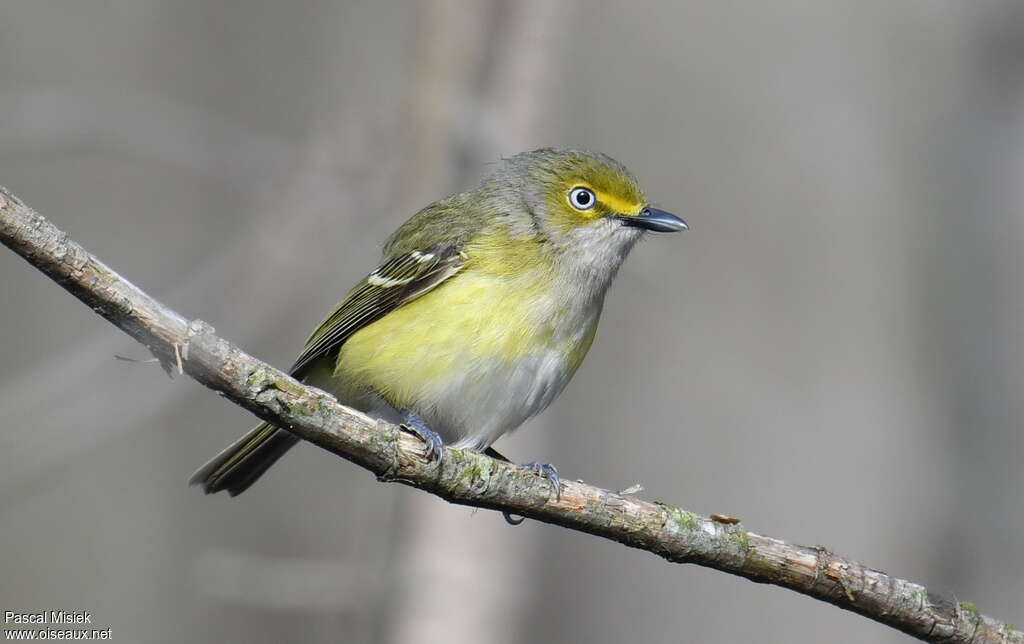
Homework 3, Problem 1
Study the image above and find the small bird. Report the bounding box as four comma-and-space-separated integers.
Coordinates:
191, 148, 686, 500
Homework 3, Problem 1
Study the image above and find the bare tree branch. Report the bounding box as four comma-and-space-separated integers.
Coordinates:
1, 186, 1019, 644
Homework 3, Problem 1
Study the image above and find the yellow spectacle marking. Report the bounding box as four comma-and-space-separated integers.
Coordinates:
567, 183, 643, 216
598, 191, 644, 216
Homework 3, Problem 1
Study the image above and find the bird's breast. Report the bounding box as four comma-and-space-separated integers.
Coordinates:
332, 265, 600, 449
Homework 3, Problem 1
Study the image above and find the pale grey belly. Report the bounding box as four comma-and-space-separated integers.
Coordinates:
315, 346, 573, 446
417, 348, 577, 450
307, 345, 577, 452
305, 312, 598, 452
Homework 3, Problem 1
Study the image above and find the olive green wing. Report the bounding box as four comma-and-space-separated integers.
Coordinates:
288, 245, 466, 377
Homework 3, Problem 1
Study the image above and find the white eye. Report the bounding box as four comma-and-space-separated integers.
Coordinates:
568, 186, 596, 211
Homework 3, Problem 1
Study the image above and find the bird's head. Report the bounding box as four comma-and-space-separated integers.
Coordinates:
490, 147, 685, 237
483, 148, 686, 281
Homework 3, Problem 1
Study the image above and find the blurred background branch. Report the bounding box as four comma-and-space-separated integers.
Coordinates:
2, 187, 1021, 644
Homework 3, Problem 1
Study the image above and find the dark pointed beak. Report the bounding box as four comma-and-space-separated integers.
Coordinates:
616, 207, 688, 233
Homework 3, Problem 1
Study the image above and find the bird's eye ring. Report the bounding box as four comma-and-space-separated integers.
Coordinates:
568, 186, 596, 211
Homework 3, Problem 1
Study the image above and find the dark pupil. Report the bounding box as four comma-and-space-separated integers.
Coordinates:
575, 190, 592, 207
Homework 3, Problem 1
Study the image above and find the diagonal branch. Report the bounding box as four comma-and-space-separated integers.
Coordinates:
0, 185, 1019, 644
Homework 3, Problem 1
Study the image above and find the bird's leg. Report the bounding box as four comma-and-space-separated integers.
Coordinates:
486, 448, 561, 499
400, 412, 444, 463
484, 448, 562, 526
522, 462, 561, 501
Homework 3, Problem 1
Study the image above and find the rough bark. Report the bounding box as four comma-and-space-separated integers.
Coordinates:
1, 186, 1019, 644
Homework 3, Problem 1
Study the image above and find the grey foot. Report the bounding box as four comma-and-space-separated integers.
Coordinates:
400, 412, 444, 463
484, 449, 561, 526
523, 461, 561, 502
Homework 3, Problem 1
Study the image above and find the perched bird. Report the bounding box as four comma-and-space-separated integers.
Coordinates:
190, 148, 686, 501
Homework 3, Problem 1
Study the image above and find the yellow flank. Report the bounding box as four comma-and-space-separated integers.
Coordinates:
334, 227, 567, 409
565, 320, 597, 373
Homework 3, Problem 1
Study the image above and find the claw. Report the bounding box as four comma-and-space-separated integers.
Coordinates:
502, 512, 525, 526
485, 449, 561, 525
523, 461, 561, 501
400, 413, 444, 464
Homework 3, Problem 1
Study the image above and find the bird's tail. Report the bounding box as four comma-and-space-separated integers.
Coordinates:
189, 422, 300, 496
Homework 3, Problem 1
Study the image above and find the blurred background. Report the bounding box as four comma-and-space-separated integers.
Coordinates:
2, 1, 1023, 642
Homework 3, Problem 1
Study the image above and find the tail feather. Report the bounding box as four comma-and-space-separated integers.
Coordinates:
190, 422, 300, 496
